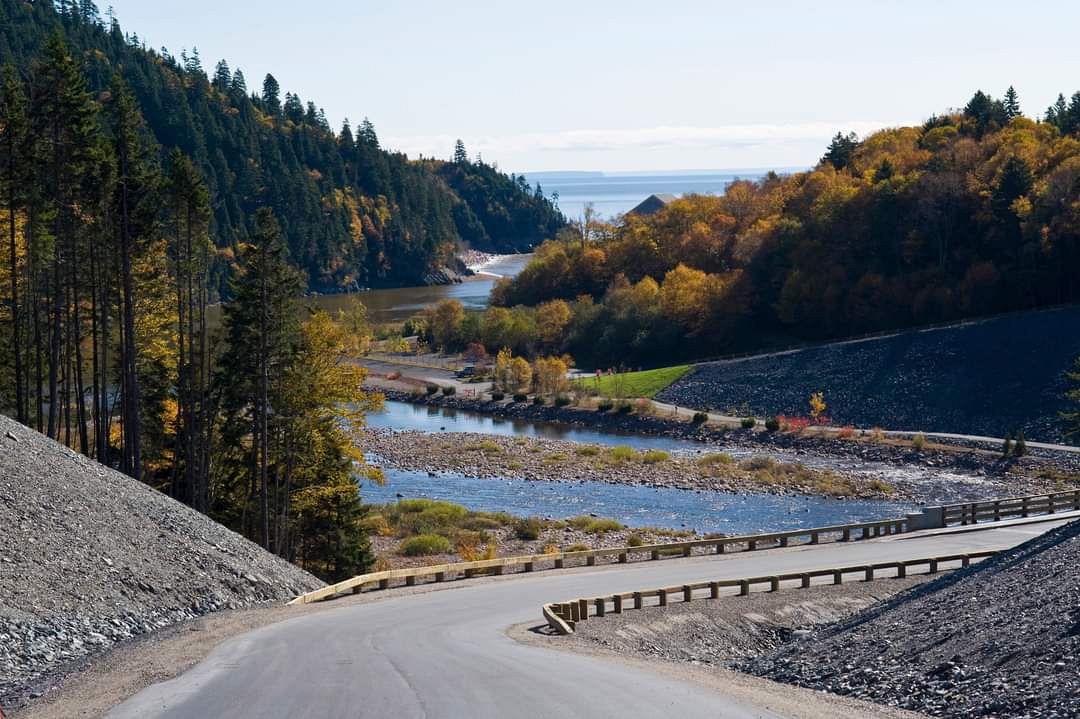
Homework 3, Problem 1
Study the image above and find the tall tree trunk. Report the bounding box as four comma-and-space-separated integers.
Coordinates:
117, 140, 141, 480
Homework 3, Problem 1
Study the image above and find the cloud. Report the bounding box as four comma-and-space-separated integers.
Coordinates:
382, 121, 909, 162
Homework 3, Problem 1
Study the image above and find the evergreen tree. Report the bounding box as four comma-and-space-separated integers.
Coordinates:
261, 73, 281, 114
0, 64, 29, 423
212, 59, 231, 90
230, 67, 247, 96
1064, 357, 1080, 444
1003, 85, 1020, 119
822, 131, 858, 170
1046, 93, 1069, 131
1013, 430, 1027, 457
453, 138, 468, 164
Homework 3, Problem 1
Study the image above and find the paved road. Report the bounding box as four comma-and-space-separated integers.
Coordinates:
105, 517, 1075, 719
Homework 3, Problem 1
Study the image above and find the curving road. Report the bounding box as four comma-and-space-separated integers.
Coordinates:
106, 516, 1076, 719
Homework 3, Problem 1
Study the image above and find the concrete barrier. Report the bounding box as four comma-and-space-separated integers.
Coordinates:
541, 550, 999, 634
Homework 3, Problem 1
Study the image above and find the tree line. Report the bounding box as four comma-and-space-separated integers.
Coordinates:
0, 33, 380, 581
0, 0, 563, 295
488, 88, 1080, 376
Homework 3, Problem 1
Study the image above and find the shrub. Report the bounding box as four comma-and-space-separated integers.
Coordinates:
608, 445, 637, 462
634, 398, 654, 415
764, 416, 781, 431
566, 543, 590, 553
490, 391, 505, 401
466, 440, 501, 453
1002, 434, 1014, 457
393, 499, 469, 534
698, 452, 734, 467
360, 514, 391, 536
514, 517, 543, 540
616, 402, 633, 415
911, 432, 927, 451
399, 534, 451, 556
867, 478, 894, 494
542, 543, 561, 555
585, 518, 624, 534
641, 449, 670, 464
566, 515, 593, 530
532, 395, 546, 405
691, 411, 709, 425
626, 533, 644, 547
739, 456, 778, 472
870, 426, 885, 442
1014, 431, 1027, 457
741, 416, 757, 429
837, 425, 856, 439
554, 396, 572, 407
513, 393, 528, 402
575, 445, 601, 456
441, 385, 456, 396
461, 516, 502, 531
425, 384, 439, 395
597, 400, 614, 412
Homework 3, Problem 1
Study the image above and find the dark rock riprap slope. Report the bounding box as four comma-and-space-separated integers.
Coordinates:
744, 518, 1080, 718
0, 415, 323, 705
657, 306, 1080, 442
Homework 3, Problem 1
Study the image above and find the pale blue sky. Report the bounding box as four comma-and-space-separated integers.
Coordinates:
105, 0, 1080, 172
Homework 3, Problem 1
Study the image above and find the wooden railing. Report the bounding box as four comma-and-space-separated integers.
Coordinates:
941, 489, 1080, 526
542, 551, 1000, 634
289, 516, 911, 604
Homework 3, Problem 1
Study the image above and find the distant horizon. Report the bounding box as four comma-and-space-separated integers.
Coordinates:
520, 166, 810, 179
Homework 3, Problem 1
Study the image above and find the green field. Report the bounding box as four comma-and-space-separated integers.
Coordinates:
577, 365, 692, 399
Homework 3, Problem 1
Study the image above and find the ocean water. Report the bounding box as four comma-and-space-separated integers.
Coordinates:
522, 169, 796, 220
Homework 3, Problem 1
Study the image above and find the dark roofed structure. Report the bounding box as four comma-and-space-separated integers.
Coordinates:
628, 193, 677, 216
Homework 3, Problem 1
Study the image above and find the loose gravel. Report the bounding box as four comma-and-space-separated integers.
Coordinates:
0, 415, 323, 711
744, 518, 1080, 718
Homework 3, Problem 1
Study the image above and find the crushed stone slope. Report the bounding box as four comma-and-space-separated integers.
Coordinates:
744, 518, 1080, 718
0, 415, 323, 706
656, 305, 1080, 442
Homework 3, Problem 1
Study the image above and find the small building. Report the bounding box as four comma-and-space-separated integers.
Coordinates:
628, 193, 677, 216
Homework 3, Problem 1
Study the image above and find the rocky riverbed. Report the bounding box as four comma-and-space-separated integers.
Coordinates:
357, 427, 1073, 504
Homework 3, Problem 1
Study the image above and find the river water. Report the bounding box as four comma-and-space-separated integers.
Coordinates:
361, 401, 917, 534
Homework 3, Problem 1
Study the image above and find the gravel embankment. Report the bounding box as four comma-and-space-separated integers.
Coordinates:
744, 518, 1080, 718
0, 415, 323, 710
656, 305, 1080, 443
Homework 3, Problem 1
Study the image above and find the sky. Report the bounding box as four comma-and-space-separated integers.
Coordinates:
104, 0, 1080, 173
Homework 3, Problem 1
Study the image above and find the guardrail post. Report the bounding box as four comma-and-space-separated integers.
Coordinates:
614, 596, 623, 614
800, 573, 810, 588
769, 577, 780, 592
587, 555, 596, 566
864, 567, 874, 581
779, 537, 789, 548
683, 585, 693, 602
493, 566, 504, 576
810, 531, 819, 545
993, 501, 1001, 521
554, 558, 564, 569
658, 589, 668, 607
832, 570, 842, 585
465, 569, 476, 579
683, 546, 692, 557
619, 552, 628, 563
1048, 494, 1055, 514
578, 599, 589, 620
379, 579, 390, 590
436, 572, 446, 582
595, 598, 605, 617
929, 559, 939, 574
633, 592, 643, 609
406, 576, 416, 586
842, 528, 851, 542
524, 562, 534, 573
897, 563, 907, 578
716, 542, 726, 554
651, 549, 661, 561
570, 601, 581, 622
748, 540, 758, 551
739, 580, 750, 596
1021, 496, 1030, 517
710, 581, 720, 599
961, 555, 970, 568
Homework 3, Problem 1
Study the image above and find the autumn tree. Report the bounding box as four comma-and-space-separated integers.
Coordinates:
426, 298, 465, 351
1065, 357, 1080, 444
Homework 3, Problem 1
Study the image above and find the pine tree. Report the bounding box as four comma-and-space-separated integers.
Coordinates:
1013, 430, 1027, 457
212, 59, 231, 90
1001, 433, 1013, 457
453, 139, 468, 164
822, 131, 858, 170
230, 68, 247, 96
261, 73, 280, 115
0, 64, 29, 423
1046, 94, 1068, 131
1003, 85, 1020, 119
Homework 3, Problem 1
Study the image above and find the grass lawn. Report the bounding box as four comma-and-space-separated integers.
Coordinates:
576, 365, 692, 399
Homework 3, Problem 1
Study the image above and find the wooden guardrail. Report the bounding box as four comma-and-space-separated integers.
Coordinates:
542, 550, 1000, 634
941, 489, 1080, 526
289, 516, 911, 604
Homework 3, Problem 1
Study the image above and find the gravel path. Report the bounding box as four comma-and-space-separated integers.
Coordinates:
656, 306, 1080, 444
0, 415, 323, 712
744, 518, 1080, 718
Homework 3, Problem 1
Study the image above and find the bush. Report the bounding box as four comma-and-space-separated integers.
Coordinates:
393, 499, 469, 534
764, 416, 781, 432
490, 391, 505, 401
1014, 431, 1027, 457
626, 533, 644, 547
554, 396, 572, 407
425, 385, 439, 395
575, 445, 601, 456
513, 393, 528, 402
634, 398, 654, 415
532, 395, 546, 405
837, 425, 856, 439
514, 517, 543, 540
399, 534, 451, 556
585, 518, 624, 534
441, 385, 456, 396
1002, 434, 1014, 457
608, 445, 637, 462
911, 432, 927, 451
641, 449, 670, 464
691, 411, 709, 425
870, 426, 885, 442
566, 543, 590, 553
616, 402, 633, 415
741, 416, 757, 429
597, 400, 614, 412
466, 440, 501, 453
698, 452, 734, 467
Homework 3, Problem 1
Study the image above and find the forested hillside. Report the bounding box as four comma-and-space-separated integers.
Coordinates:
491, 88, 1080, 368
0, 0, 563, 293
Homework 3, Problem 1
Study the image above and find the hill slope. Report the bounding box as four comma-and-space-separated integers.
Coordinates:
0, 0, 563, 292
656, 305, 1080, 442
0, 414, 322, 707
745, 518, 1080, 718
